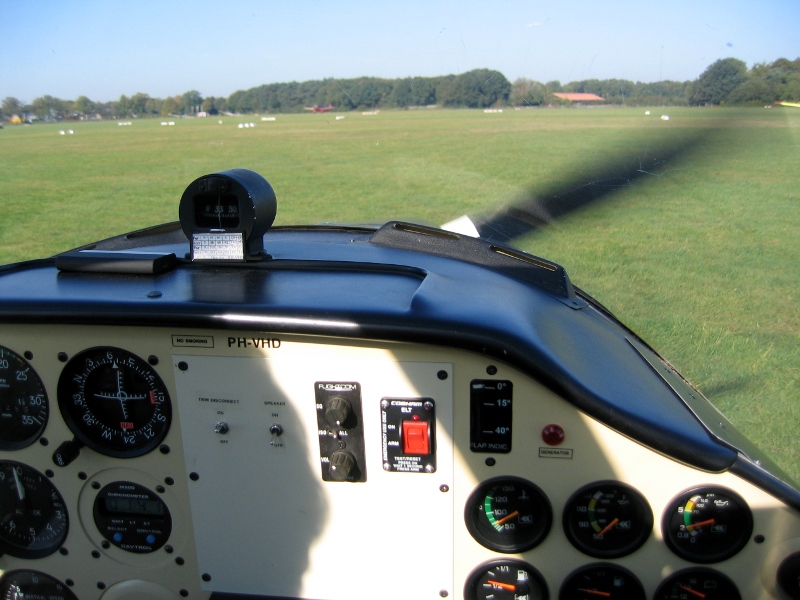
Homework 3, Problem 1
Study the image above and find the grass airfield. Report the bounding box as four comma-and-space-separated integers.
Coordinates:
1, 106, 798, 481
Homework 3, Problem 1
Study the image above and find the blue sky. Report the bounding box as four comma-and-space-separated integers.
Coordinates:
2, 0, 798, 103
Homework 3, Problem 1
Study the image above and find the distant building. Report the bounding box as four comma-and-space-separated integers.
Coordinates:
553, 93, 605, 103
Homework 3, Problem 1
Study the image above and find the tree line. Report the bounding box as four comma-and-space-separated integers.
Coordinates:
2, 58, 798, 123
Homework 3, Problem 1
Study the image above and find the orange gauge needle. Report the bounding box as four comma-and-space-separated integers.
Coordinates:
679, 584, 706, 598
487, 580, 516, 592
685, 518, 715, 531
577, 589, 611, 597
598, 517, 620, 537
494, 510, 520, 526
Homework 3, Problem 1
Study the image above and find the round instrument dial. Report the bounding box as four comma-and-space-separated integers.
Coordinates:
465, 476, 552, 553
562, 481, 653, 558
653, 568, 741, 600
662, 486, 752, 563
559, 563, 645, 600
777, 552, 800, 600
0, 570, 78, 600
0, 346, 49, 450
465, 559, 548, 600
57, 347, 171, 458
0, 461, 69, 558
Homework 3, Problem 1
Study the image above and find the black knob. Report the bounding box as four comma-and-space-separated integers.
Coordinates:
53, 439, 83, 467
329, 450, 357, 481
324, 396, 352, 428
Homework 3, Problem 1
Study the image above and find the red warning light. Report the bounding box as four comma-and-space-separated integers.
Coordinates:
541, 424, 565, 446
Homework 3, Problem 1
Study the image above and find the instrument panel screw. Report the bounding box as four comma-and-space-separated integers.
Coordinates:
440, 590, 449, 597
439, 484, 449, 493
486, 365, 498, 375
437, 370, 448, 380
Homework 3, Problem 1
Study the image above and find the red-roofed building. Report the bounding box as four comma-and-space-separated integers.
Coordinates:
553, 93, 605, 102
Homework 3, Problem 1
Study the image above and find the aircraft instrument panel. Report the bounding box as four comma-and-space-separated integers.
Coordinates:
1, 170, 799, 599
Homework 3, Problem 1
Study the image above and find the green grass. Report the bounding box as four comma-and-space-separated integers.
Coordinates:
1, 107, 799, 481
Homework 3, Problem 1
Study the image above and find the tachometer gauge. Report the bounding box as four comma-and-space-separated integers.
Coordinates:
0, 570, 78, 600
0, 461, 69, 558
653, 568, 741, 600
0, 346, 49, 450
559, 563, 645, 600
562, 481, 653, 558
662, 486, 752, 563
57, 347, 171, 458
465, 559, 548, 600
465, 476, 552, 553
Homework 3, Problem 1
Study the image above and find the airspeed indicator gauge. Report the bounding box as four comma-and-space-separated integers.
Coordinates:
57, 347, 171, 458
0, 345, 49, 450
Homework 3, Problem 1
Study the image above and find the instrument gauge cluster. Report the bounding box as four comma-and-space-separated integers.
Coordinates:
0, 328, 795, 600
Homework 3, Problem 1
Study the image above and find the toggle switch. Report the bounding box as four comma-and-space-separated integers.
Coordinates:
402, 420, 430, 455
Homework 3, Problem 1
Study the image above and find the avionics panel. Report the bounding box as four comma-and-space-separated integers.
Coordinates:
1, 323, 799, 599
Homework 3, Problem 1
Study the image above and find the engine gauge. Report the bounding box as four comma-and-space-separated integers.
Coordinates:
559, 563, 645, 600
465, 476, 552, 553
662, 486, 752, 563
562, 481, 653, 558
0, 461, 69, 558
465, 559, 548, 600
57, 347, 171, 458
0, 345, 49, 450
653, 567, 741, 600
0, 570, 78, 600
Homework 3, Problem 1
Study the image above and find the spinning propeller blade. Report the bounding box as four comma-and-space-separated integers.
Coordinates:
443, 125, 720, 244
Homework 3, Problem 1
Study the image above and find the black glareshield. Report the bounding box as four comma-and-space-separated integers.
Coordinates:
179, 169, 277, 261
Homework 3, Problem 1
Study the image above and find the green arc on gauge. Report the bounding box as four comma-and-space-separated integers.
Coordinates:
484, 491, 504, 531
588, 490, 605, 533
683, 495, 702, 528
